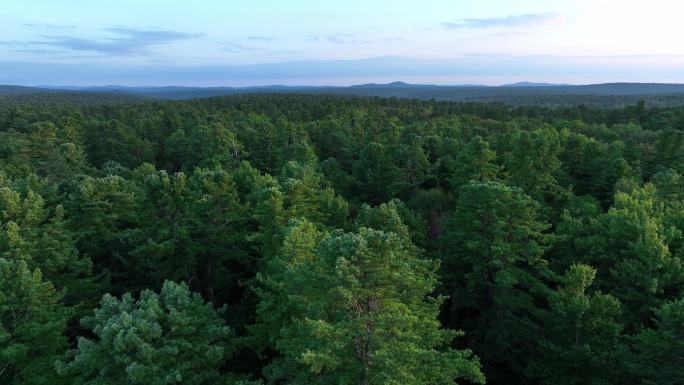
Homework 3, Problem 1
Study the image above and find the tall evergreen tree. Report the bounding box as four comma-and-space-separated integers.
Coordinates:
440, 180, 552, 381
63, 173, 138, 295
555, 183, 682, 329
0, 258, 68, 385
446, 135, 500, 190
0, 183, 94, 307
527, 264, 624, 385
254, 219, 483, 385
57, 281, 234, 385
629, 297, 684, 385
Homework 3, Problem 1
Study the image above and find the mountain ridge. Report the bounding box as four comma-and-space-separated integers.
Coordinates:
5, 82, 684, 107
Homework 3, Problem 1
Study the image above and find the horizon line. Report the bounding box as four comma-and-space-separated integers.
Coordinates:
6, 80, 684, 89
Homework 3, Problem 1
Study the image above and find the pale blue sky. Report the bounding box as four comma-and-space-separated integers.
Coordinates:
2, 0, 684, 85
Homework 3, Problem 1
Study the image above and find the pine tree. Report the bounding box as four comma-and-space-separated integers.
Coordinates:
57, 281, 234, 385
185, 167, 256, 307
629, 297, 684, 385
440, 180, 552, 380
446, 135, 500, 191
63, 173, 138, 295
556, 183, 681, 329
0, 183, 94, 308
352, 142, 403, 204
501, 128, 569, 209
528, 264, 624, 385
253, 219, 483, 385
125, 167, 194, 290
0, 258, 68, 385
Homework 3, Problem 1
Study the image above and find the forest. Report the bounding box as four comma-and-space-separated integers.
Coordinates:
1, 94, 683, 385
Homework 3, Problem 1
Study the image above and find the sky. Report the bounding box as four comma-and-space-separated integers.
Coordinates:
2, 0, 684, 86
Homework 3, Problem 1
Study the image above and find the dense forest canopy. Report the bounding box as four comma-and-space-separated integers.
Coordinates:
1, 93, 683, 384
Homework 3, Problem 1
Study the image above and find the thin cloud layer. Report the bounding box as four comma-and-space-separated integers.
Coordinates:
442, 13, 561, 30
324, 33, 373, 45
18, 27, 202, 55
220, 42, 264, 53
245, 36, 276, 42
22, 23, 76, 29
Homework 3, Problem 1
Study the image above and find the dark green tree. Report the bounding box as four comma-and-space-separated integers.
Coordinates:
0, 258, 68, 385
440, 180, 552, 380
64, 173, 138, 295
629, 297, 684, 385
527, 264, 624, 385
254, 220, 484, 385
446, 135, 500, 190
501, 127, 569, 210
352, 142, 403, 204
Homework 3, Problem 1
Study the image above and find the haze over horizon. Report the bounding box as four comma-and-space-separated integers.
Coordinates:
3, 0, 684, 86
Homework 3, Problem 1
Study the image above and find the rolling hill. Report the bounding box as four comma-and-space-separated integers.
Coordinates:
5, 82, 684, 107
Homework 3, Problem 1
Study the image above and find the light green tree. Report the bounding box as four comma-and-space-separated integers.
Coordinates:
555, 183, 681, 329
0, 183, 94, 308
57, 281, 234, 385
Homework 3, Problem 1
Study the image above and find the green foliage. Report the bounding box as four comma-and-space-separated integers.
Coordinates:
440, 180, 552, 379
651, 169, 684, 258
57, 281, 234, 385
163, 122, 244, 171
1, 94, 684, 385
254, 219, 483, 385
63, 173, 137, 291
0, 258, 68, 385
81, 118, 156, 167
0, 181, 94, 308
352, 142, 404, 203
560, 132, 634, 206
501, 127, 566, 204
629, 298, 684, 385
528, 264, 624, 385
445, 135, 500, 190
556, 184, 682, 329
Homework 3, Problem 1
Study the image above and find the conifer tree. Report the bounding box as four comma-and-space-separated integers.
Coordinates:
254, 219, 483, 385
556, 184, 681, 329
0, 184, 94, 307
0, 258, 68, 385
57, 281, 234, 385
630, 297, 684, 385
528, 264, 624, 385
440, 180, 552, 379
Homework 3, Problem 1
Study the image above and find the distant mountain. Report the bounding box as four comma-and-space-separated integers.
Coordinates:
352, 81, 489, 88
0, 85, 55, 95
571, 83, 684, 95
503, 82, 572, 87
353, 81, 416, 88
353, 81, 430, 88
7, 82, 684, 107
